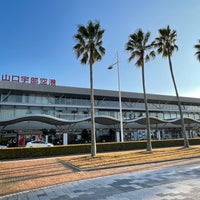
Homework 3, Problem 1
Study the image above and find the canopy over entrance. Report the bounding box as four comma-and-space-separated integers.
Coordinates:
0, 114, 199, 131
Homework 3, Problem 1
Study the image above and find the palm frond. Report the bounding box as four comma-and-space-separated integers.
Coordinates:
155, 25, 178, 57
77, 25, 88, 39
99, 46, 106, 56
194, 39, 200, 62
73, 20, 105, 66
194, 44, 200, 49
125, 29, 155, 67
195, 51, 200, 62
81, 52, 88, 65
135, 56, 143, 67
149, 50, 156, 59
145, 54, 150, 63
128, 53, 136, 62
143, 32, 150, 46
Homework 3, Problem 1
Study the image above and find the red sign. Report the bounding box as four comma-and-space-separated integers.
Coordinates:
35, 134, 42, 141
18, 134, 25, 147
2, 74, 56, 86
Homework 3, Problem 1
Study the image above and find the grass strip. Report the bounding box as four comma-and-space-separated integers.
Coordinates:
61, 146, 200, 170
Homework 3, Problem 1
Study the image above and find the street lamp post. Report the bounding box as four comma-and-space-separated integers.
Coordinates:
108, 52, 124, 142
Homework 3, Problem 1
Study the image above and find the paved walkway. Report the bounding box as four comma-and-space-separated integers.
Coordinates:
1, 159, 200, 200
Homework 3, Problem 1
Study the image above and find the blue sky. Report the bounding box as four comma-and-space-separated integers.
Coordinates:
0, 0, 200, 98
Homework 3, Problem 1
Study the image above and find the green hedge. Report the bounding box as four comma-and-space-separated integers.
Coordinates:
0, 138, 200, 160
0, 137, 10, 145
0, 144, 91, 160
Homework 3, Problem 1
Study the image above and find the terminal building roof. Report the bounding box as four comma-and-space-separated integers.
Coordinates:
0, 81, 199, 105
0, 81, 200, 130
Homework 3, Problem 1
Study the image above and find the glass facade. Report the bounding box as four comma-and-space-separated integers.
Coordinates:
1, 82, 200, 145
1, 90, 200, 121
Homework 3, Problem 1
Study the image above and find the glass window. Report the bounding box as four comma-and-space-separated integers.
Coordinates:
188, 113, 194, 118
164, 112, 170, 120
0, 106, 14, 120
170, 112, 177, 119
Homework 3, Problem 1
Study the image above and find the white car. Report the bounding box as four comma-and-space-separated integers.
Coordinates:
25, 140, 54, 147
0, 145, 7, 149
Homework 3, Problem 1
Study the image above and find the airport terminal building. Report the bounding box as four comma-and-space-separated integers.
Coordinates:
0, 74, 200, 146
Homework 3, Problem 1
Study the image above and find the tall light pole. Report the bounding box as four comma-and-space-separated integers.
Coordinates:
108, 52, 124, 142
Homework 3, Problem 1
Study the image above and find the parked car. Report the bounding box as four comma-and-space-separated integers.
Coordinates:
7, 138, 17, 147
25, 140, 54, 147
0, 145, 7, 149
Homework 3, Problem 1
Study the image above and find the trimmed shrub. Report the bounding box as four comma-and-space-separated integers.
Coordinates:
0, 138, 200, 160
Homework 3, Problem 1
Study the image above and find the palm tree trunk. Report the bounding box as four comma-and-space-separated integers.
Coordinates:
168, 55, 189, 148
142, 61, 152, 152
90, 63, 97, 157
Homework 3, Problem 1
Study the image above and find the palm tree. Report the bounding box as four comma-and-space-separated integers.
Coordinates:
73, 20, 105, 157
194, 39, 200, 62
125, 29, 155, 152
155, 25, 189, 148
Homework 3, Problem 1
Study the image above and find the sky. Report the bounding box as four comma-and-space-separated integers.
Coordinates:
0, 0, 200, 98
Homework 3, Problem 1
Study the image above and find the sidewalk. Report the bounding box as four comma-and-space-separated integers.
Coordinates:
1, 157, 200, 200
1, 152, 200, 198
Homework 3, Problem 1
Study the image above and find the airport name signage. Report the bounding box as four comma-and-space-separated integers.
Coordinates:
1, 74, 56, 86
